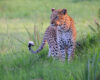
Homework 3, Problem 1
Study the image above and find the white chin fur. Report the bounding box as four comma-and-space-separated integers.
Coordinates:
28, 41, 34, 46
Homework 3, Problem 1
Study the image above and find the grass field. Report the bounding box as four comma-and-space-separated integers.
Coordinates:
0, 0, 100, 80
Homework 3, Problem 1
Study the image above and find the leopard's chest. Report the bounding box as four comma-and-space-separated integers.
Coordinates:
57, 26, 72, 45
57, 26, 72, 39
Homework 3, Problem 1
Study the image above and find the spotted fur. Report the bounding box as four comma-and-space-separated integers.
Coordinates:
28, 26, 61, 59
50, 8, 77, 61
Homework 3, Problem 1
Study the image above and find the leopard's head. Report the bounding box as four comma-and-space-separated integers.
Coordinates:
50, 8, 67, 26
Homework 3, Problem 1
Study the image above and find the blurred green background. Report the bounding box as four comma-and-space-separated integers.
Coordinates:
0, 0, 100, 80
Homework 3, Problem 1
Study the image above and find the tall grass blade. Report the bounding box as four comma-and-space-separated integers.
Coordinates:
24, 25, 33, 40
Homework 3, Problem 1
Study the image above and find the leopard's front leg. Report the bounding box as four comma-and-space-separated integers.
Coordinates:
65, 36, 75, 61
57, 29, 66, 61
67, 42, 75, 61
48, 48, 51, 57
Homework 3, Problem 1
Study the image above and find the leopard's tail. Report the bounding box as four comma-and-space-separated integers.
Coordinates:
28, 27, 49, 54
28, 37, 46, 54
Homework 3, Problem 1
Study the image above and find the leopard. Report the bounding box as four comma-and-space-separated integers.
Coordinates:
28, 25, 61, 59
50, 8, 77, 61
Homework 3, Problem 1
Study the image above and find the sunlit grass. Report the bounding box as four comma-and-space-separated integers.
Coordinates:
0, 0, 100, 80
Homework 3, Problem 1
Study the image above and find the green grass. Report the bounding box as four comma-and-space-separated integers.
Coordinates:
0, 0, 100, 80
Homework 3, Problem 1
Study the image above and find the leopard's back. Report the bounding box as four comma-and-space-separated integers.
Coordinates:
45, 26, 61, 57
28, 26, 60, 58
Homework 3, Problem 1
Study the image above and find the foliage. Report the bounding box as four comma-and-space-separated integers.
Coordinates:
0, 0, 100, 80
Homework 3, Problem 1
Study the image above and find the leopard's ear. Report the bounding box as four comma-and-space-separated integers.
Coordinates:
62, 9, 67, 15
52, 8, 55, 12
